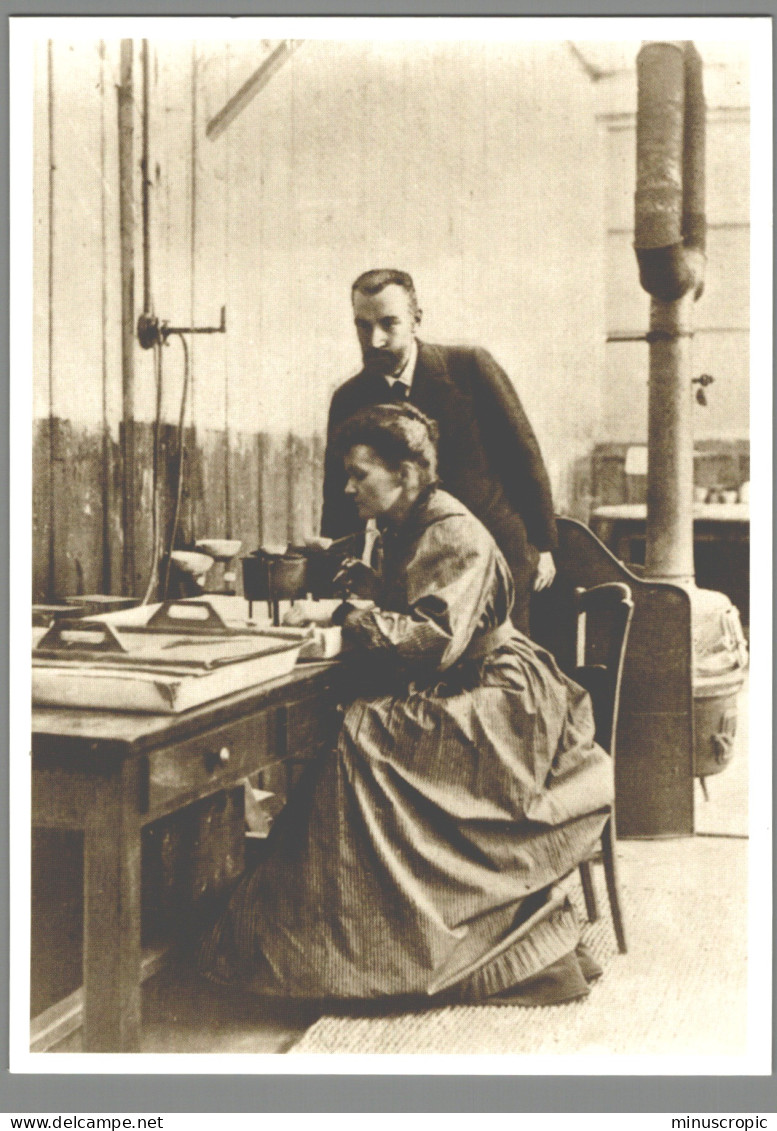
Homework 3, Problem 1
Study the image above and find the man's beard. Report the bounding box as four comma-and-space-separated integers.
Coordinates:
363, 349, 402, 375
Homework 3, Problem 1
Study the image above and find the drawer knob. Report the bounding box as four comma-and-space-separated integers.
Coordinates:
218, 746, 231, 765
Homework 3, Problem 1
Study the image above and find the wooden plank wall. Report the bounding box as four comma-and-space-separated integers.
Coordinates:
32, 419, 322, 602
33, 37, 619, 605
33, 39, 325, 604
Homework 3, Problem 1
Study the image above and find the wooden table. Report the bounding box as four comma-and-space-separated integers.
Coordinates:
31, 663, 338, 1052
589, 502, 750, 625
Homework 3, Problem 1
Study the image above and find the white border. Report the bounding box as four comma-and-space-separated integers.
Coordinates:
9, 14, 772, 1077
5, 14, 767, 42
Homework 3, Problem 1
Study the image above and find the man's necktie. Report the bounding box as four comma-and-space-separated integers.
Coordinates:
389, 382, 409, 402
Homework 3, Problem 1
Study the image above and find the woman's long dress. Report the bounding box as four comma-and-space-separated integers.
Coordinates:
199, 488, 614, 1005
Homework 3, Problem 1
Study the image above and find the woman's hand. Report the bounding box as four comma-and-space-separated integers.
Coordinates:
332, 557, 382, 601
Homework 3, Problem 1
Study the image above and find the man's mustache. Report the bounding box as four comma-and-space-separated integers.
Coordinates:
363, 349, 396, 367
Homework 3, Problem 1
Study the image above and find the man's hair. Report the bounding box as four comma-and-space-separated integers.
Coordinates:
333, 403, 439, 485
351, 269, 419, 315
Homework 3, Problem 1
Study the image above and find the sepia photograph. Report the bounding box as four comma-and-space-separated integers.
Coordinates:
10, 14, 770, 1073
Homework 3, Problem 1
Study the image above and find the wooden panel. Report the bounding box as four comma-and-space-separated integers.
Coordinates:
198, 427, 229, 546
33, 416, 325, 602
104, 427, 124, 598
228, 430, 261, 554
287, 433, 315, 544
33, 758, 125, 828
32, 420, 53, 602
172, 423, 202, 551
31, 830, 84, 1016
130, 420, 158, 599
48, 420, 106, 600
259, 432, 291, 549
310, 432, 326, 537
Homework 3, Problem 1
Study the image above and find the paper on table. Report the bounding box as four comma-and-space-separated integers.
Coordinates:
297, 627, 343, 660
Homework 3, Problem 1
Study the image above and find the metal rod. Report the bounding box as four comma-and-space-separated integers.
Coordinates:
189, 43, 199, 542
223, 57, 232, 541
161, 307, 226, 336
608, 326, 747, 341
46, 40, 56, 600
206, 41, 301, 141
99, 41, 111, 595
118, 39, 136, 596
141, 39, 152, 317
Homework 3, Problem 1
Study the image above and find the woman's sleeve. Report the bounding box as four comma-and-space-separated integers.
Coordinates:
342, 516, 499, 671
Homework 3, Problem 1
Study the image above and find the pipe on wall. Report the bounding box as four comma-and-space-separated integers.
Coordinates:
117, 39, 136, 596
46, 41, 56, 599
141, 39, 152, 319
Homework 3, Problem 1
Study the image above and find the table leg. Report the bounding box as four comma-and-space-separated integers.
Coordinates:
82, 764, 142, 1052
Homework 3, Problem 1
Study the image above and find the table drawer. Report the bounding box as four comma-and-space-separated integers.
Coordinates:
145, 711, 276, 818
286, 697, 339, 758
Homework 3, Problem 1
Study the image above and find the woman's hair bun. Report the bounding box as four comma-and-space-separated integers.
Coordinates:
333, 403, 439, 483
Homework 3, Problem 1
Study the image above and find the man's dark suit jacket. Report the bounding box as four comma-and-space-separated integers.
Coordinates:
321, 341, 557, 632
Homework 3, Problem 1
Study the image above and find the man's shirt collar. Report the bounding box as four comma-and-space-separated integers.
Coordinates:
383, 338, 418, 392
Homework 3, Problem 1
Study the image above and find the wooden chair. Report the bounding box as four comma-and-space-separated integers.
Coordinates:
532, 517, 695, 839
574, 581, 634, 954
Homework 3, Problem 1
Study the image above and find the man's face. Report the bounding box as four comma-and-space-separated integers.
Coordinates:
353, 284, 420, 377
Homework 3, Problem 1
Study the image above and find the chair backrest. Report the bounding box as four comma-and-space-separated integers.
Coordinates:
574, 582, 634, 760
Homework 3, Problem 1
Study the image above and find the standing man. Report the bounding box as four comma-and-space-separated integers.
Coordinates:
322, 268, 557, 633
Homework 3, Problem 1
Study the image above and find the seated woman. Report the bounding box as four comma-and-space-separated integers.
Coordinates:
199, 404, 614, 1007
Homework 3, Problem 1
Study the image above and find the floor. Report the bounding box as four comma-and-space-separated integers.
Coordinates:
290, 834, 748, 1057
52, 679, 751, 1056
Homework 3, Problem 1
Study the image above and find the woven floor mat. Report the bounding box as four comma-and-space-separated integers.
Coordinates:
289, 838, 748, 1057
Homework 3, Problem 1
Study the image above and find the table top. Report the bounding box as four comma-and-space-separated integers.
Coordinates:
591, 503, 750, 523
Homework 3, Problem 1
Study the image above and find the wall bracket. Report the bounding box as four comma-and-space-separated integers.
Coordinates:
138, 306, 227, 350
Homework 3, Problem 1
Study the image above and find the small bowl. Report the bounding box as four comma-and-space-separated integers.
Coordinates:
170, 550, 215, 577
196, 539, 243, 560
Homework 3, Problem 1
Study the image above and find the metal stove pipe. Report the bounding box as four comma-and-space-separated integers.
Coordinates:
631, 44, 747, 803
634, 41, 706, 582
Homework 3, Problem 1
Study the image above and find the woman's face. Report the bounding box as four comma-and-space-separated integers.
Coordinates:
343, 445, 404, 520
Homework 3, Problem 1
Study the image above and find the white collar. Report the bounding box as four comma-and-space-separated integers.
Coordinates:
384, 338, 418, 390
